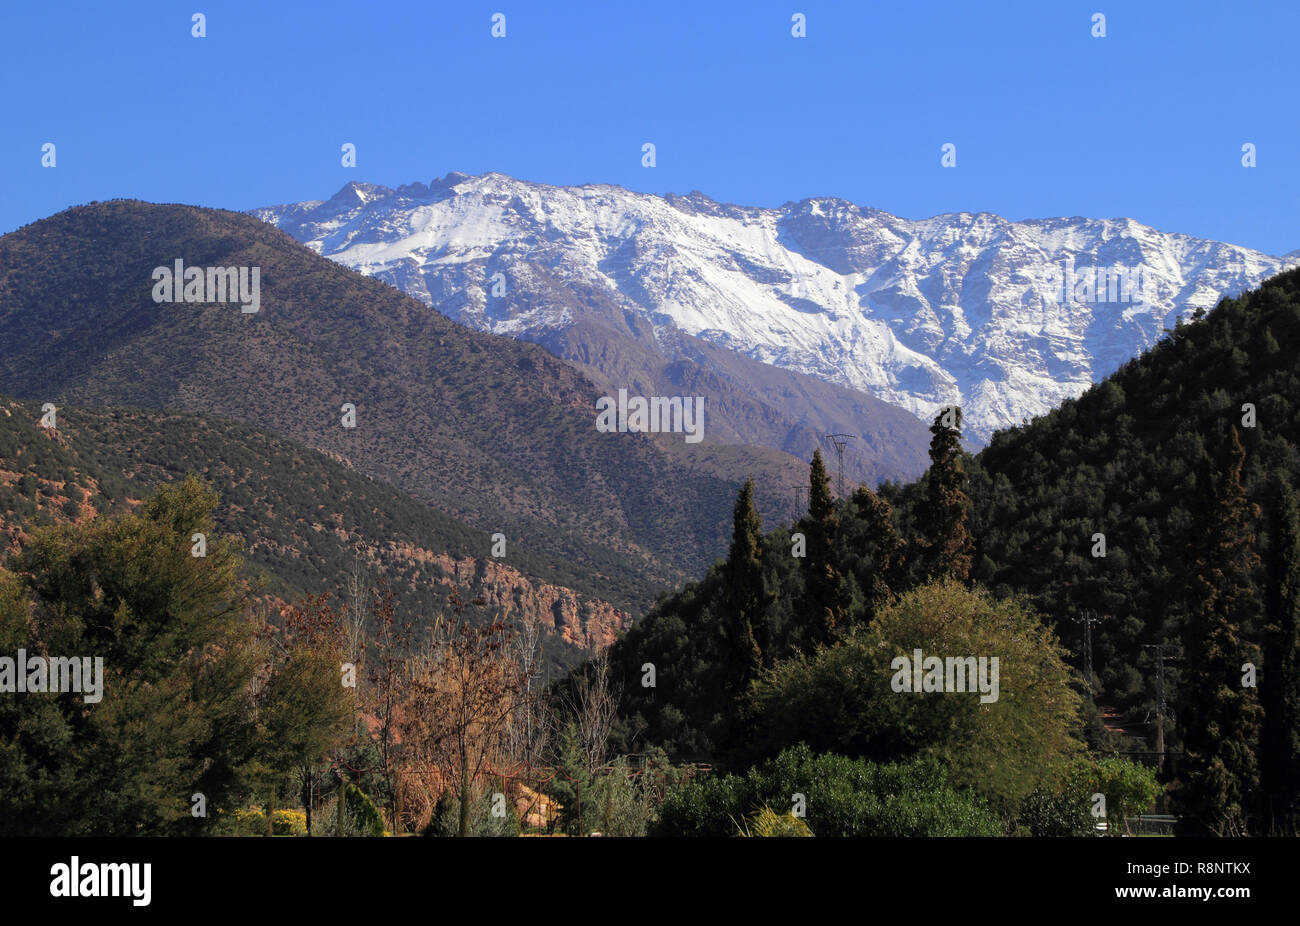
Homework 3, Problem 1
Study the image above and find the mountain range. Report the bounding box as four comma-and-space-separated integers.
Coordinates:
253, 172, 1299, 444
3, 185, 1293, 647
0, 200, 820, 621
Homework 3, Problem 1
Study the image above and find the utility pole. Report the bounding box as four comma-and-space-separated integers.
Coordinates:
1073, 610, 1102, 691
789, 484, 808, 523
824, 434, 854, 499
1143, 643, 1180, 777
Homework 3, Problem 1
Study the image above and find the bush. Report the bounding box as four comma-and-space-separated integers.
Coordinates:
1016, 786, 1094, 837
736, 806, 813, 837
227, 808, 268, 836
1014, 756, 1161, 836
230, 807, 308, 836
586, 753, 683, 837
1069, 756, 1162, 835
745, 582, 1083, 816
421, 789, 519, 837
273, 808, 308, 836
653, 745, 1000, 837
649, 770, 745, 837
341, 782, 386, 836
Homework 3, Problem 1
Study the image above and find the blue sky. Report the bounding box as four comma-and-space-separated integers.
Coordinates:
4, 0, 1297, 254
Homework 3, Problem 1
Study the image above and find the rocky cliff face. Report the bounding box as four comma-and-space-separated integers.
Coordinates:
432, 554, 631, 650
384, 542, 630, 650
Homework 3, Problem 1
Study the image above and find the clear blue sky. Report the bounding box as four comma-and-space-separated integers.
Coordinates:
4, 0, 1297, 254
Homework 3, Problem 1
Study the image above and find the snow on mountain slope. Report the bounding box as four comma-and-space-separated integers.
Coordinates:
253, 173, 1298, 442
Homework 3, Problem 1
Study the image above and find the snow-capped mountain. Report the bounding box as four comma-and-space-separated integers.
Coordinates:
253, 173, 1298, 443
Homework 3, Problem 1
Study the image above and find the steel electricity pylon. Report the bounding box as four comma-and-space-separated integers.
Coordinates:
824, 434, 854, 499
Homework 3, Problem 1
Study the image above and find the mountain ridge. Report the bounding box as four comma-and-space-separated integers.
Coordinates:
253, 172, 1299, 443
0, 199, 821, 612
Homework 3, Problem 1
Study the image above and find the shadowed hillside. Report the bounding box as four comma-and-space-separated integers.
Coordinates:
0, 200, 822, 610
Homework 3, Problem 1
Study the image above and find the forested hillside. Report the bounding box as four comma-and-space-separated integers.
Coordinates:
917, 266, 1300, 731
600, 267, 1300, 835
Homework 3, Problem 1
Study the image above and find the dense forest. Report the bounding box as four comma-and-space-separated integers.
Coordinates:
602, 266, 1300, 835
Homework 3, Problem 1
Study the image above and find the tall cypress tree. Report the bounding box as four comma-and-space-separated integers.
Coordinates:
919, 406, 973, 583
802, 449, 846, 646
850, 482, 906, 622
724, 478, 764, 679
1177, 427, 1263, 835
1262, 481, 1300, 833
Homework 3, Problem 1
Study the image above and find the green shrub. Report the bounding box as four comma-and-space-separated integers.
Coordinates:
651, 772, 746, 837
745, 583, 1083, 816
654, 745, 1000, 837
1015, 756, 1161, 836
1067, 756, 1162, 835
1016, 785, 1094, 837
341, 782, 386, 837
421, 789, 520, 837
735, 806, 813, 837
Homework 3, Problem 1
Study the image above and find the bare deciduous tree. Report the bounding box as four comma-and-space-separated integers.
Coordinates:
506, 610, 551, 772
400, 593, 528, 836
562, 650, 620, 776
362, 582, 411, 828
342, 550, 369, 665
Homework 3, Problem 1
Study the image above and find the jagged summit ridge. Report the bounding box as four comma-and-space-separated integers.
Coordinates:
253, 173, 1298, 441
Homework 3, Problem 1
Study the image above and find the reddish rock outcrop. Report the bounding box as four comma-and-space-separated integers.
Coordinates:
383, 542, 631, 651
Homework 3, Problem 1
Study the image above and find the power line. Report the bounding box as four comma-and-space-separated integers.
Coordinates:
1142, 643, 1181, 777
788, 484, 808, 522
1072, 609, 1103, 691
824, 434, 854, 499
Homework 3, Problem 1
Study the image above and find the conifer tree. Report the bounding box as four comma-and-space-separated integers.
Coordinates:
1262, 481, 1300, 833
3, 476, 262, 835
724, 478, 764, 678
850, 482, 906, 621
919, 407, 973, 583
802, 450, 846, 646
1177, 428, 1263, 835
